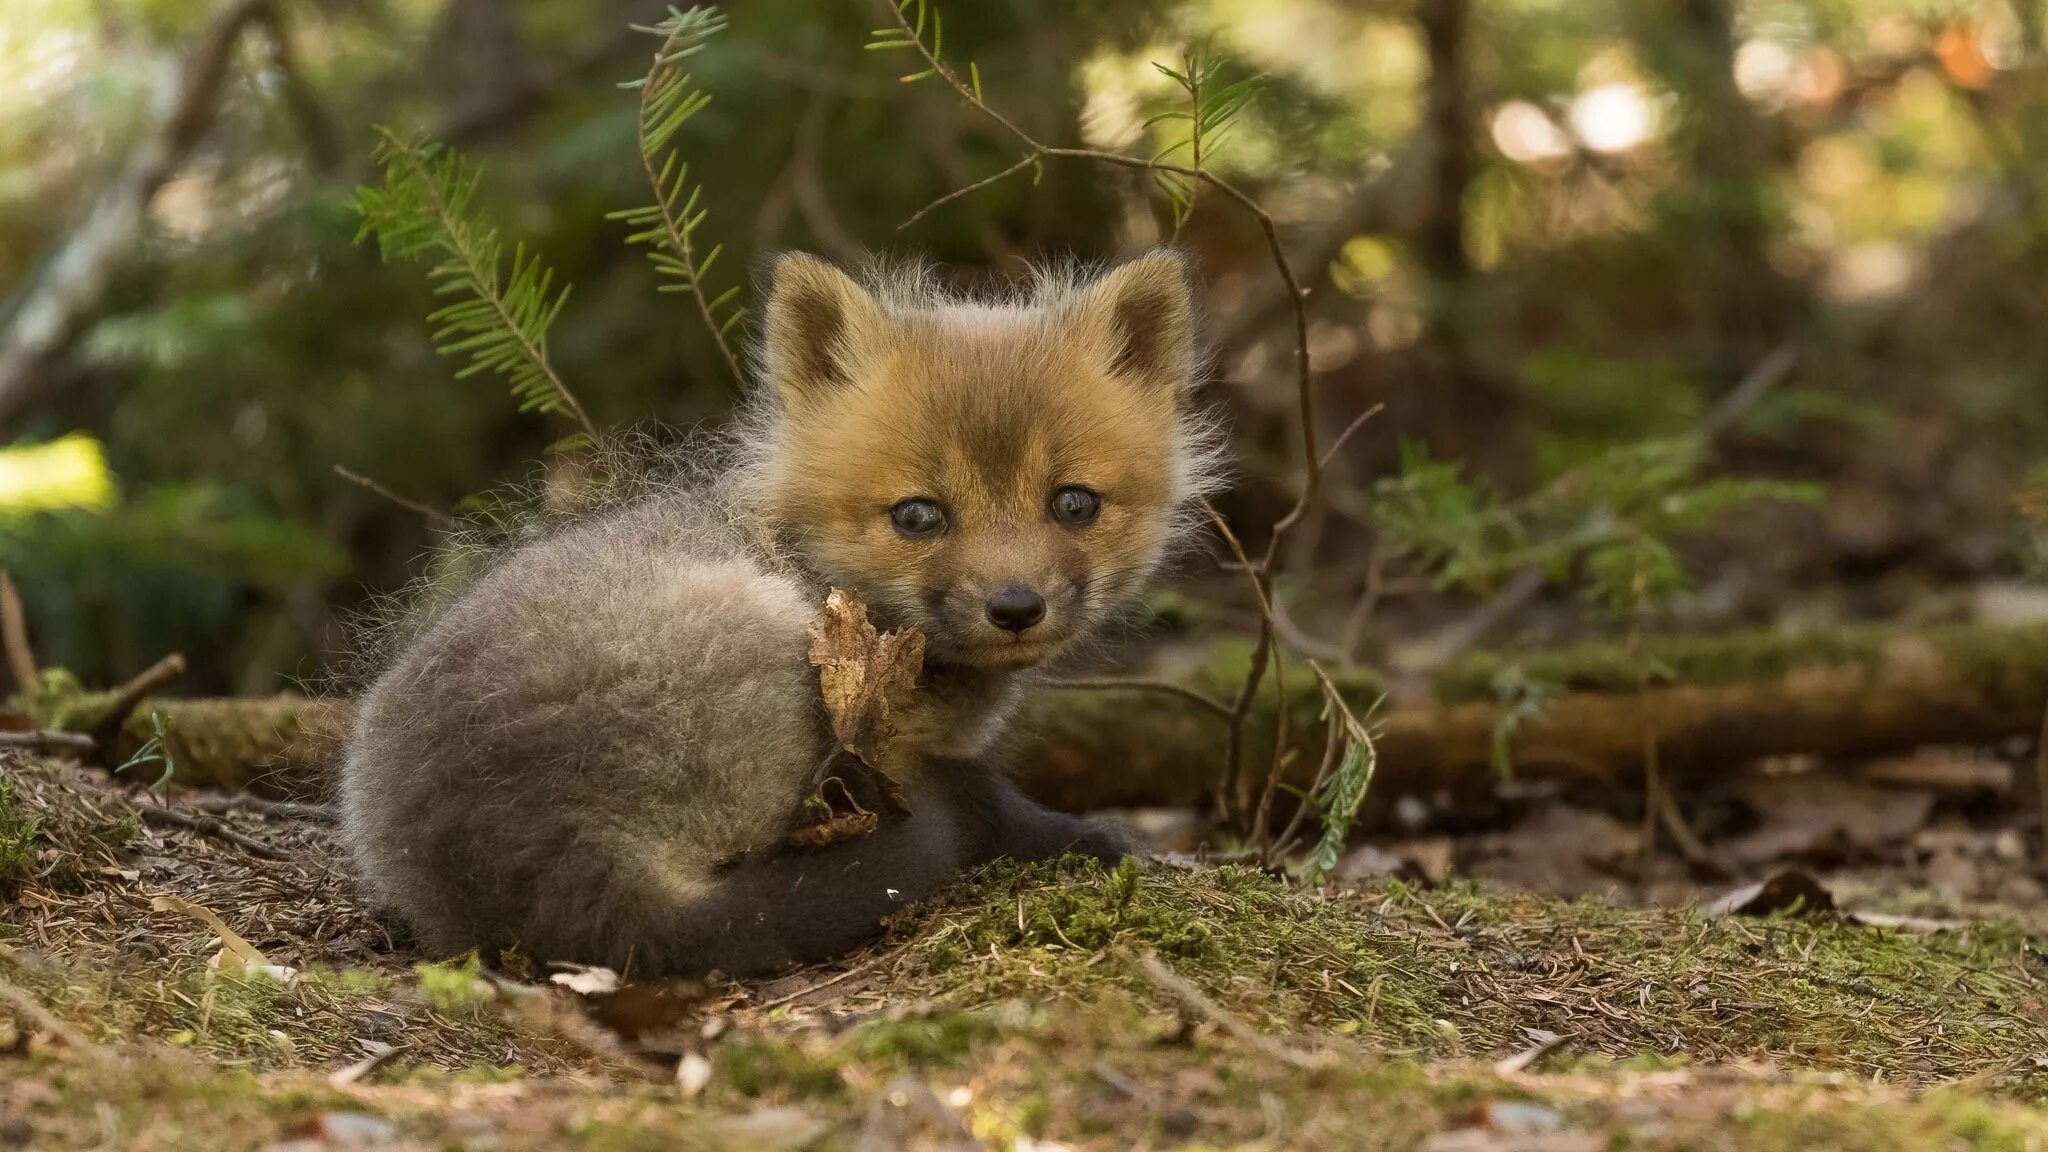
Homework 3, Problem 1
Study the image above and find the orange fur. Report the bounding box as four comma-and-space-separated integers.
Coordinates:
735, 250, 1225, 671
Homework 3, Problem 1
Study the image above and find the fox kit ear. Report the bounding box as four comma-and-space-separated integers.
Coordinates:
1079, 250, 1198, 394
762, 253, 882, 403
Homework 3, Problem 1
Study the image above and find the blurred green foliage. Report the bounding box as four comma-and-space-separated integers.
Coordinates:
2, 0, 2047, 692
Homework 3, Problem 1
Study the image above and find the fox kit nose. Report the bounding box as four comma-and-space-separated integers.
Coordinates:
984, 585, 1046, 633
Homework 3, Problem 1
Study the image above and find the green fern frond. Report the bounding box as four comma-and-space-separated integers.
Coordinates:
610, 6, 745, 382
1293, 665, 1380, 885
355, 131, 594, 436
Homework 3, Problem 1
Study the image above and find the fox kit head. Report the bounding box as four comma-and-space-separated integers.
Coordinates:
743, 250, 1221, 671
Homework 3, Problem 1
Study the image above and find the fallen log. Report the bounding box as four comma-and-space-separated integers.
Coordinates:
26, 622, 2048, 811
1025, 620, 2048, 810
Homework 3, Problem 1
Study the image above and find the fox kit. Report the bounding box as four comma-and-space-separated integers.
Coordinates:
340, 250, 1222, 977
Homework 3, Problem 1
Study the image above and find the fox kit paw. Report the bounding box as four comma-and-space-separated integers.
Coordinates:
1063, 817, 1135, 868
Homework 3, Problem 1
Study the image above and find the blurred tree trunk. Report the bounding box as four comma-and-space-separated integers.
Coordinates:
426, 0, 539, 130
1411, 0, 1522, 481
1631, 0, 1799, 364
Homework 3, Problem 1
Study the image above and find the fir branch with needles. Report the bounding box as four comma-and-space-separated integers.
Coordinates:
612, 6, 746, 384
355, 131, 595, 438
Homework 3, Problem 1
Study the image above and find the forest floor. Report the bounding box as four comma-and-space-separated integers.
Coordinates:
5, 749, 2048, 1150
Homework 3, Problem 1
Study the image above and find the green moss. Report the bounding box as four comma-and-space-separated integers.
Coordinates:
0, 779, 39, 895
414, 953, 493, 1014
894, 858, 1445, 1046
82, 811, 141, 851
1430, 625, 1907, 702
714, 1036, 847, 1101
1930, 622, 2048, 706
842, 1009, 1002, 1067
877, 859, 2048, 1093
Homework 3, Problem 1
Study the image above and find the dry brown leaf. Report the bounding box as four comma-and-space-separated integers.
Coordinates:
787, 809, 880, 849
1722, 776, 1934, 866
787, 774, 881, 849
151, 894, 296, 982
808, 587, 924, 770
1700, 869, 1836, 918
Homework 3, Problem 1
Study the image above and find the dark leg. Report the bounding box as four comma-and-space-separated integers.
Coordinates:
593, 767, 1125, 978
932, 759, 1133, 867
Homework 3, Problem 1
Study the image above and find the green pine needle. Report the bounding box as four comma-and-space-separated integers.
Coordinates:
617, 5, 745, 382
355, 131, 594, 437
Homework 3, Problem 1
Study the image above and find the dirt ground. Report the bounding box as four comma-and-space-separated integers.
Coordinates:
6, 746, 2048, 1151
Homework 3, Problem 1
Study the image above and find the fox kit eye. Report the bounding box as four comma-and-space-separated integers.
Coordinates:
890, 498, 947, 538
1049, 486, 1101, 527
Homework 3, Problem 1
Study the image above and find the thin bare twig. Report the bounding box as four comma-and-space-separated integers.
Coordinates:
1655, 786, 1732, 878
0, 571, 36, 692
1268, 599, 1345, 663
0, 731, 98, 755
1208, 508, 1293, 843
0, 975, 107, 1060
139, 806, 289, 861
183, 793, 337, 822
1045, 678, 1234, 721
333, 465, 459, 530
1698, 344, 1799, 443
899, 153, 1039, 230
90, 653, 186, 752
1204, 508, 1276, 823
1317, 404, 1385, 474
1338, 547, 1386, 669
1272, 712, 1345, 861
1262, 403, 1393, 663
751, 954, 885, 1012
1133, 951, 1323, 1070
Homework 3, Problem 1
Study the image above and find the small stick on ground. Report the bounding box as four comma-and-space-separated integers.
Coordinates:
0, 975, 106, 1060
90, 653, 186, 751
1132, 951, 1323, 1071
1656, 787, 1733, 880
751, 955, 886, 1013
0, 730, 97, 756
139, 806, 288, 861
0, 571, 36, 692
183, 793, 337, 822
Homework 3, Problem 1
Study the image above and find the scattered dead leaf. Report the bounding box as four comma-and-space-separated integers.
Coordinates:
808, 587, 925, 772
1493, 1028, 1568, 1076
1860, 750, 2013, 792
787, 775, 880, 850
1722, 776, 1935, 866
1850, 911, 1967, 934
150, 894, 297, 983
547, 963, 621, 996
1701, 869, 1836, 918
579, 979, 714, 1048
1467, 807, 1639, 896
1336, 837, 1453, 886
